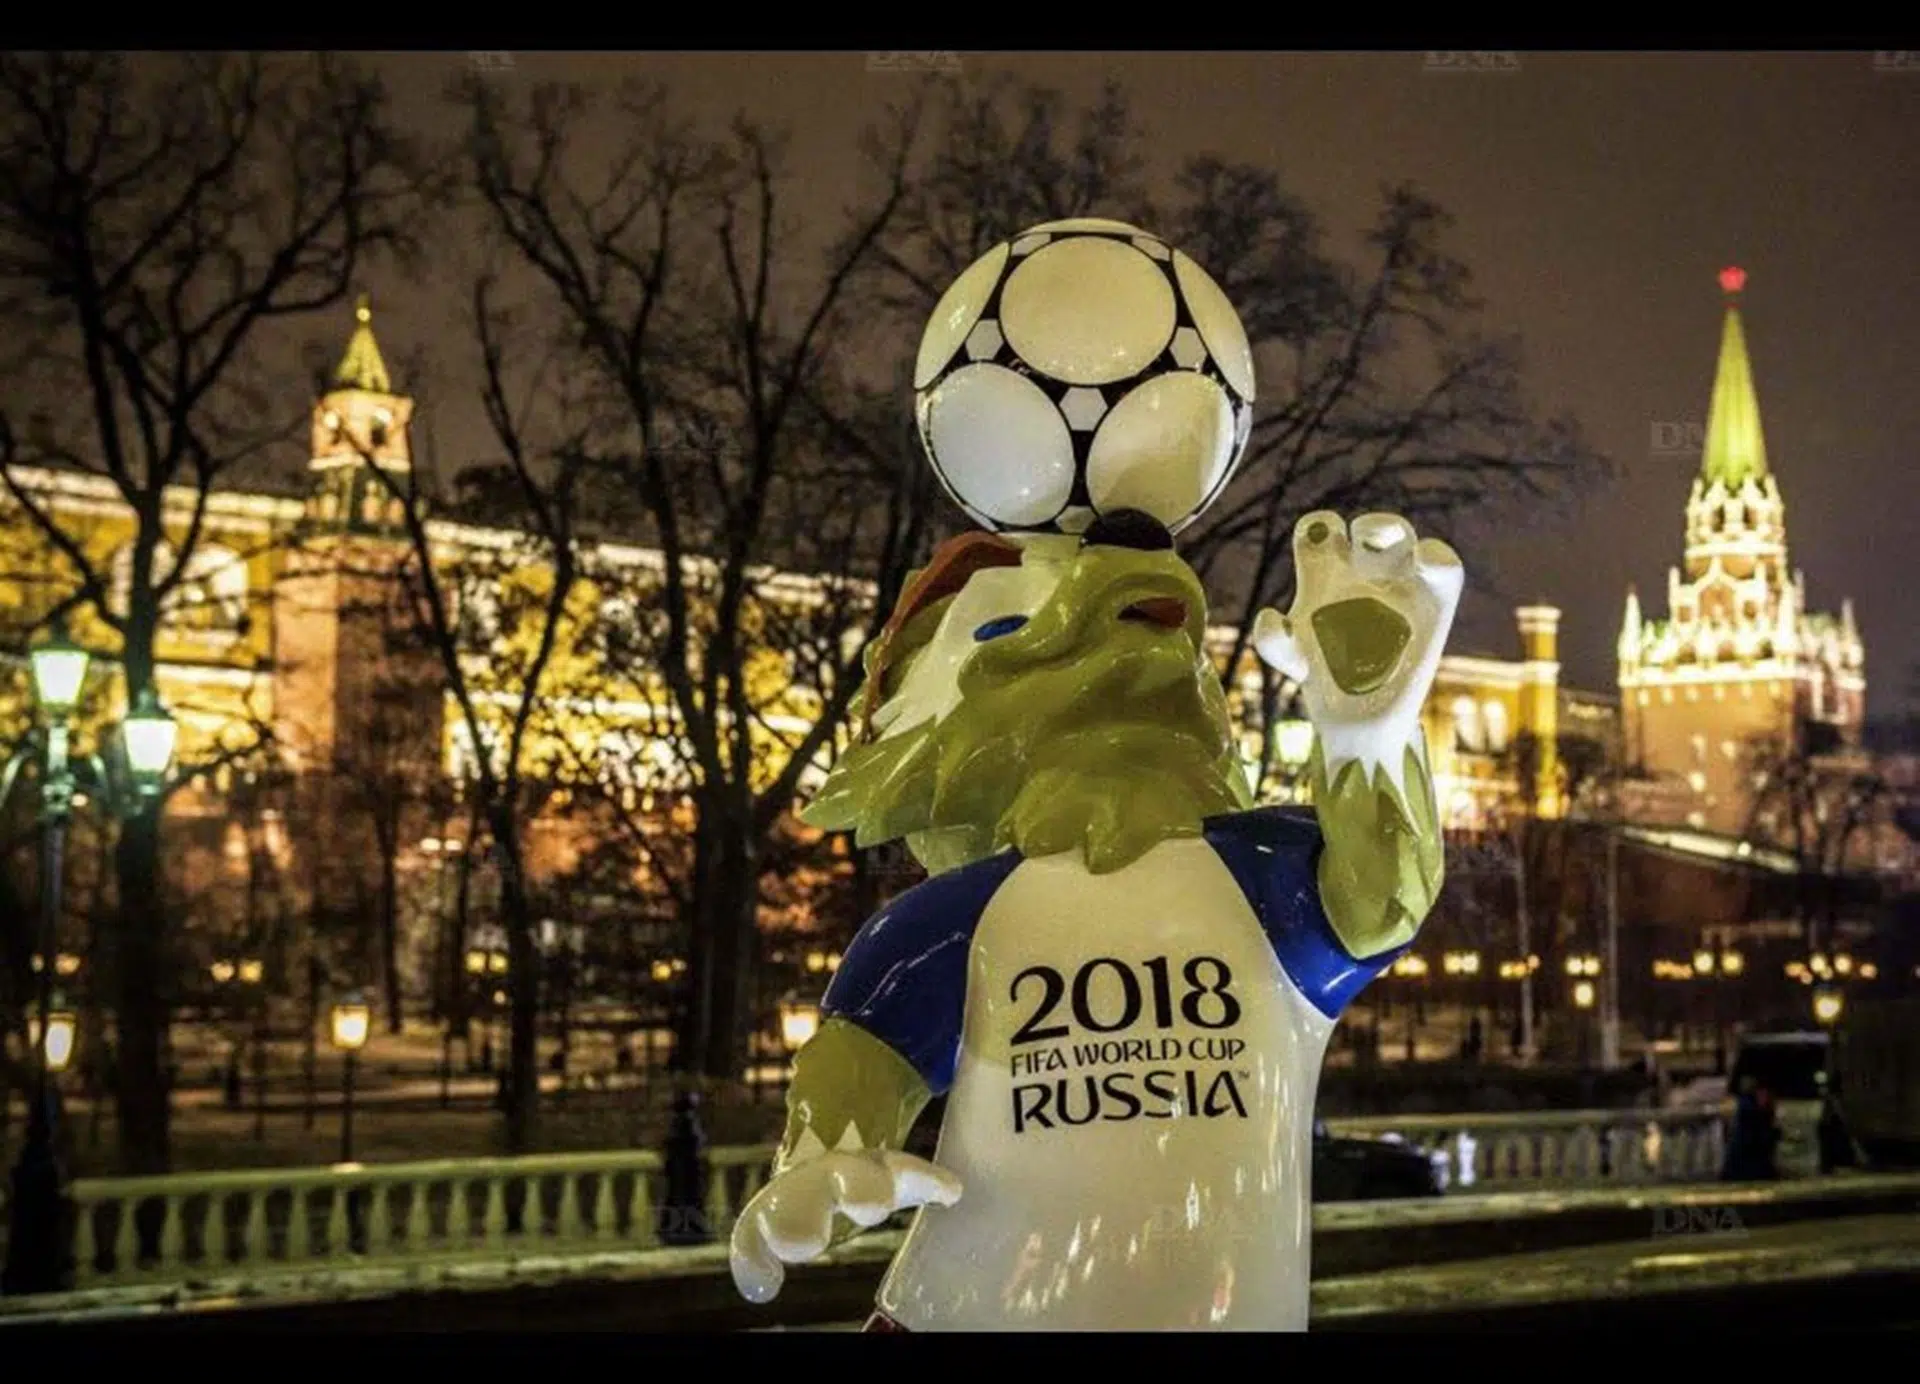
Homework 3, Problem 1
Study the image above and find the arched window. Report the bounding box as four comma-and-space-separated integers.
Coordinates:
1451, 696, 1484, 753
1481, 700, 1510, 754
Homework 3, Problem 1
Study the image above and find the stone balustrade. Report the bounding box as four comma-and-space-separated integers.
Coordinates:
9, 1106, 1727, 1294
1326, 1106, 1730, 1189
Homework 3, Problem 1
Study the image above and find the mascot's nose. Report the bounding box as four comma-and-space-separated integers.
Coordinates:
1081, 509, 1174, 552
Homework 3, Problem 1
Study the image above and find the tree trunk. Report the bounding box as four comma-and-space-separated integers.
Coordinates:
678, 811, 760, 1082
378, 827, 402, 1035
703, 837, 760, 1081
488, 800, 539, 1153
1513, 820, 1534, 1065
450, 825, 475, 1043
112, 805, 170, 1174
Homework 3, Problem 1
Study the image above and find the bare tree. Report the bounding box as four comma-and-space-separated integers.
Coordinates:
456, 78, 932, 1082
0, 53, 424, 1172
351, 276, 590, 1151
1744, 731, 1891, 959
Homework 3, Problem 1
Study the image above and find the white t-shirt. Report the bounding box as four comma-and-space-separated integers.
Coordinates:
821, 808, 1397, 1332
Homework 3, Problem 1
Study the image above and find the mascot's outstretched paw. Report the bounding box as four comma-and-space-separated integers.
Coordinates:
1252, 511, 1462, 780
729, 1148, 962, 1303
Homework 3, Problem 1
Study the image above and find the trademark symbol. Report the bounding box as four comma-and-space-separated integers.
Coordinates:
1237, 1070, 1250, 1080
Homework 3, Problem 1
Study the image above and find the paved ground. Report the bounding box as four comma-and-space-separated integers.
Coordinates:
763, 1213, 1920, 1330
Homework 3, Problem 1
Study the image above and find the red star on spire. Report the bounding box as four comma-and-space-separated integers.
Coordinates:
1719, 266, 1746, 296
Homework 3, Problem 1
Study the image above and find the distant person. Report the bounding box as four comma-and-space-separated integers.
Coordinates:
1721, 1075, 1781, 1182
1464, 1015, 1484, 1063
1818, 1089, 1858, 1174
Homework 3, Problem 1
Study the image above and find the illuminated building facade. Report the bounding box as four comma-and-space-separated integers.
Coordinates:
1, 301, 1622, 1008
1618, 268, 1866, 839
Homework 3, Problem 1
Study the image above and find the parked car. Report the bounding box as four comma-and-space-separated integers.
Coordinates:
1727, 1029, 1830, 1178
1311, 1119, 1447, 1200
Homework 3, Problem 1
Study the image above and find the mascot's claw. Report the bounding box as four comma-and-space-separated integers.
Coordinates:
1253, 511, 1461, 750
729, 1149, 963, 1303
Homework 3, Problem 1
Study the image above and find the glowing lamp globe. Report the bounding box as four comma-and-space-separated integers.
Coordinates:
29, 623, 89, 717
913, 218, 1255, 537
29, 1000, 77, 1074
779, 998, 821, 1052
330, 993, 371, 1051
121, 687, 178, 782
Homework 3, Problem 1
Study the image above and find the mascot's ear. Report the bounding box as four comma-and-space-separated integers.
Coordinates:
855, 530, 1024, 741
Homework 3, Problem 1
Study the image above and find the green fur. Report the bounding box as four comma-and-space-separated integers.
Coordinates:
1309, 739, 1444, 959
779, 1017, 931, 1170
804, 547, 1250, 877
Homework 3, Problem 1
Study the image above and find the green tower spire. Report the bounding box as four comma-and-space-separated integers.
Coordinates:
334, 293, 392, 395
1700, 266, 1767, 487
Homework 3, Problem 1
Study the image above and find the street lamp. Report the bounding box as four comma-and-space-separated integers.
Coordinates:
120, 687, 178, 789
5, 620, 181, 1296
28, 627, 88, 715
779, 997, 820, 1053
1813, 989, 1843, 1027
27, 997, 76, 1076
1572, 980, 1596, 1010
331, 992, 370, 1163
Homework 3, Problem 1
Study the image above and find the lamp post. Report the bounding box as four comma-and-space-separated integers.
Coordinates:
331, 992, 370, 1163
5, 624, 175, 1295
1602, 825, 1621, 1070
211, 956, 265, 1119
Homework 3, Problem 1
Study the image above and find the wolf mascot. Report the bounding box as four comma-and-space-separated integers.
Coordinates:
730, 505, 1462, 1330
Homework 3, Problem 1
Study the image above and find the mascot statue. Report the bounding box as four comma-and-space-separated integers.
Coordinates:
728, 219, 1463, 1330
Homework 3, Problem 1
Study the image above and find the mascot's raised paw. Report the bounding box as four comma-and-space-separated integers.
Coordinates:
1252, 511, 1462, 763
729, 1147, 962, 1304
1251, 511, 1463, 959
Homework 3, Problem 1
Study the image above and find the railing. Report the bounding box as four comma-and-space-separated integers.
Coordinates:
14, 1106, 1726, 1294
1326, 1107, 1730, 1190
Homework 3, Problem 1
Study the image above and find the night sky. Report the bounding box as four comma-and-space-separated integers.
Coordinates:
361, 52, 1920, 715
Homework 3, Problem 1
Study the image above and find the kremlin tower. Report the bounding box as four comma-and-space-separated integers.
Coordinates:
1617, 268, 1865, 838
272, 297, 440, 775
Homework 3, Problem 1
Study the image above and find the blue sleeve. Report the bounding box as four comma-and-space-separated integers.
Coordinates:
820, 850, 1023, 1095
1202, 806, 1408, 1021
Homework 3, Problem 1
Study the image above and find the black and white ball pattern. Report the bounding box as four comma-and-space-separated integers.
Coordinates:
913, 218, 1256, 536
